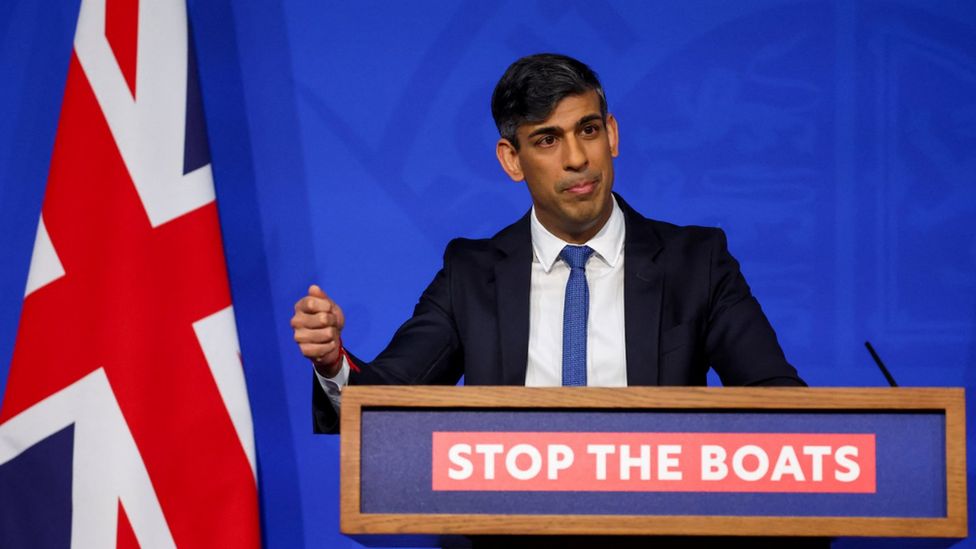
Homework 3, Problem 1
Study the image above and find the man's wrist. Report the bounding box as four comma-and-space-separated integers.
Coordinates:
312, 339, 345, 378
314, 338, 359, 378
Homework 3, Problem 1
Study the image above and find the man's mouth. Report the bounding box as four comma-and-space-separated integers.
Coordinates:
561, 177, 599, 195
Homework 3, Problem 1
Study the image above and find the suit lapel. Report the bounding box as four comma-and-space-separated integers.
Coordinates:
619, 197, 664, 386
492, 212, 533, 385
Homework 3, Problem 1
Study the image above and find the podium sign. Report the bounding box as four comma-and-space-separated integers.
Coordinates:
340, 387, 966, 538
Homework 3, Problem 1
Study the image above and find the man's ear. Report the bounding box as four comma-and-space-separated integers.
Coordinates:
607, 113, 620, 158
496, 138, 524, 182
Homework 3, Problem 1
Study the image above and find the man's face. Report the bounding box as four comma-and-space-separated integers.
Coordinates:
496, 90, 619, 244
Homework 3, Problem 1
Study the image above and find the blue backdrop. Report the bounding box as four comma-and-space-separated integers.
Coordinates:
1, 1, 974, 547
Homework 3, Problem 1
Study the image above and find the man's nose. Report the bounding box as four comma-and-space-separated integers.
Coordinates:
562, 136, 588, 172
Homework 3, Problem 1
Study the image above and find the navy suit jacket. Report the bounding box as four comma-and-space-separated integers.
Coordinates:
313, 195, 803, 433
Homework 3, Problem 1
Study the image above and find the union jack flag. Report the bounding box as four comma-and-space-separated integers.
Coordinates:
0, 0, 261, 547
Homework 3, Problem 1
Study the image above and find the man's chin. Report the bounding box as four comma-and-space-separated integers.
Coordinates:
562, 206, 607, 232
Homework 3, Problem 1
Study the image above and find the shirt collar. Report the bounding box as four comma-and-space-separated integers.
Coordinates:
530, 195, 625, 273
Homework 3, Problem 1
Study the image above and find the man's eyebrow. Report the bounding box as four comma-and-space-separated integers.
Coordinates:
577, 114, 604, 128
525, 114, 604, 140
526, 125, 562, 139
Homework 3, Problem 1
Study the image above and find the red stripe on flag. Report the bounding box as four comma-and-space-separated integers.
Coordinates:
116, 500, 139, 549
105, 0, 139, 98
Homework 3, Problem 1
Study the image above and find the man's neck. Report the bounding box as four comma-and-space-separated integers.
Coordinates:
530, 196, 625, 272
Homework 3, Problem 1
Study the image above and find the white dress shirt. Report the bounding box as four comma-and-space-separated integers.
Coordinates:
317, 196, 629, 405
525, 196, 627, 386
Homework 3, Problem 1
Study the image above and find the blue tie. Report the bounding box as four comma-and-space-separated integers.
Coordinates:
561, 245, 594, 386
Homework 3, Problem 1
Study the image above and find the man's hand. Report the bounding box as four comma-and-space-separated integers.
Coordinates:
291, 284, 346, 377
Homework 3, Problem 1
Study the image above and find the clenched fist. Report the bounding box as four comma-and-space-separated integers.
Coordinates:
291, 284, 346, 377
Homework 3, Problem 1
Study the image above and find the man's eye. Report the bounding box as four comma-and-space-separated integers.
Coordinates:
537, 135, 557, 147
581, 124, 599, 136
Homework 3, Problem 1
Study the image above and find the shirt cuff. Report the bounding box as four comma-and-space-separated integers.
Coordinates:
315, 356, 349, 412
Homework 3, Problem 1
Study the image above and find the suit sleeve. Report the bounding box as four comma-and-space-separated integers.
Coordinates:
704, 230, 806, 387
312, 241, 465, 433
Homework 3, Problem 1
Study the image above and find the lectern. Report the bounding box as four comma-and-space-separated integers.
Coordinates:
340, 387, 966, 545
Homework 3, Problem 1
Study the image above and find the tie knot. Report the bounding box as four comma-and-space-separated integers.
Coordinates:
560, 245, 594, 270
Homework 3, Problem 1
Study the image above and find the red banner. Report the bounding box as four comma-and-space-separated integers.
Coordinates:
433, 432, 875, 493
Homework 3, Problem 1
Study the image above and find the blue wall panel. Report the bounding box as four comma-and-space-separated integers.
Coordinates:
2, 1, 974, 547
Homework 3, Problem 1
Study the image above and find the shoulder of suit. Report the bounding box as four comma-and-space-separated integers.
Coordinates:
647, 219, 725, 241
616, 194, 725, 245
444, 236, 497, 254
440, 235, 507, 267
439, 212, 530, 266
627, 211, 726, 247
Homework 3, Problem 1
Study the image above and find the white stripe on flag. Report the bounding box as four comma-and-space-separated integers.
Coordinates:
24, 217, 65, 297
193, 306, 258, 479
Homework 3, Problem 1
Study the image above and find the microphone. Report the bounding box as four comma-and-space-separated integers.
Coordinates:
864, 341, 898, 387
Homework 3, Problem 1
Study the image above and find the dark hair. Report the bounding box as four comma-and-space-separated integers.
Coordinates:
491, 53, 608, 150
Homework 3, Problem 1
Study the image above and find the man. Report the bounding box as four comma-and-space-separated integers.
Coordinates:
291, 53, 805, 434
